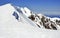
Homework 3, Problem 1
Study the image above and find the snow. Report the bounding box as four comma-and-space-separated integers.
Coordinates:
24, 7, 31, 16
20, 7, 31, 17
37, 14, 44, 18
50, 17, 60, 22
0, 4, 60, 38
0, 4, 15, 23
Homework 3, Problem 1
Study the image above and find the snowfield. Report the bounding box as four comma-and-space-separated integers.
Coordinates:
0, 4, 60, 38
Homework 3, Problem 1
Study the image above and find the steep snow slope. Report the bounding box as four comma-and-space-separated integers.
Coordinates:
0, 4, 37, 38
13, 6, 37, 27
0, 4, 60, 38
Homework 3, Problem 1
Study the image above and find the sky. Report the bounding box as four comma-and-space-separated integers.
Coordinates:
0, 0, 60, 15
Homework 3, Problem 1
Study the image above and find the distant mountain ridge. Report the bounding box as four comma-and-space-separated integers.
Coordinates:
45, 15, 60, 18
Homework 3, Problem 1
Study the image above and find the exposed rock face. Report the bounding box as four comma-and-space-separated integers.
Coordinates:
56, 20, 60, 26
28, 13, 60, 30
28, 15, 35, 21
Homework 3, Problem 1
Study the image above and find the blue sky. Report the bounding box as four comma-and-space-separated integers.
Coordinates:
0, 0, 60, 15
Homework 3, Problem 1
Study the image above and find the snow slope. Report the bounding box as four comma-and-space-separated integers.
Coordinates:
0, 4, 60, 38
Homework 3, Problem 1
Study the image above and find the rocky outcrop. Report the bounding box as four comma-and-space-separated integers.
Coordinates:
28, 13, 60, 30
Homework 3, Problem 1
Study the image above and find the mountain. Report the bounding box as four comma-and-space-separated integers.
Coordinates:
0, 4, 60, 38
13, 5, 60, 30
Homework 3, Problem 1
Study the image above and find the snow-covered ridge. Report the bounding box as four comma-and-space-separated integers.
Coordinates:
13, 3, 60, 30
0, 3, 60, 30
15, 5, 60, 30
28, 11, 60, 30
13, 4, 60, 30
0, 3, 60, 38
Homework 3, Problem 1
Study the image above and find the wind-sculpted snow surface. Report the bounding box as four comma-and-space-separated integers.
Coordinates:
0, 4, 60, 38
